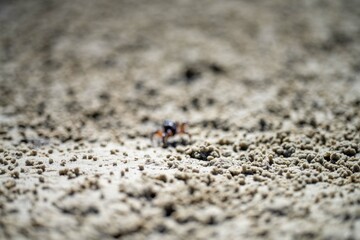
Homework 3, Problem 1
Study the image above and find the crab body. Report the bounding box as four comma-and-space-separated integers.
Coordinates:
151, 120, 191, 146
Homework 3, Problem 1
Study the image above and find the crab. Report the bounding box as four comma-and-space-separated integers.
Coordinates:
151, 120, 191, 146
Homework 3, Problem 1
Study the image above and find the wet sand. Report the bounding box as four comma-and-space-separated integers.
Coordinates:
0, 0, 359, 239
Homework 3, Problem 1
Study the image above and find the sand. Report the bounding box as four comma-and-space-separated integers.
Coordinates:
0, 0, 359, 239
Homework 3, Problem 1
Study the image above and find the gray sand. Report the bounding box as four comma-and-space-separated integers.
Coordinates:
0, 0, 359, 239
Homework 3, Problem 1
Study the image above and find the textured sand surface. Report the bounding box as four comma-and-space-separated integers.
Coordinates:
0, 0, 360, 239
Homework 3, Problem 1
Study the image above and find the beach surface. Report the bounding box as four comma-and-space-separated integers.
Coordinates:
0, 0, 359, 239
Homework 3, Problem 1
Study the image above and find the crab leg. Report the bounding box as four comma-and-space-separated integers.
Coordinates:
151, 130, 163, 142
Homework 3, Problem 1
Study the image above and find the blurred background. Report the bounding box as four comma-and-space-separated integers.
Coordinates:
1, 0, 359, 135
